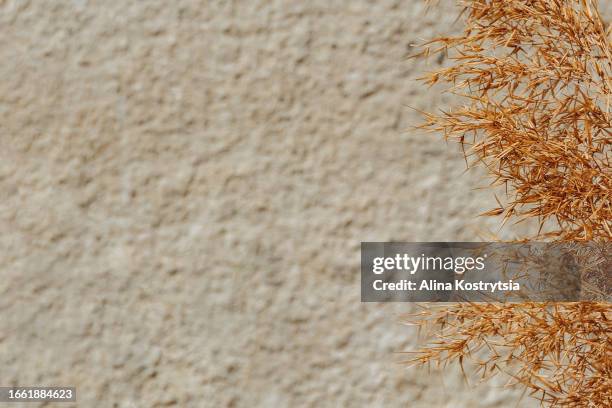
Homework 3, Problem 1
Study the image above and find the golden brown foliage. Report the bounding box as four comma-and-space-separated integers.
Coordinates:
418, 0, 611, 241
408, 1, 612, 406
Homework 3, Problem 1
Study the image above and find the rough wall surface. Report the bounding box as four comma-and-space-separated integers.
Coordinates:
1, 1, 608, 407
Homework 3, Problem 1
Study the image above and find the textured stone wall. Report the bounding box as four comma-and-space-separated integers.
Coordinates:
1, 1, 608, 407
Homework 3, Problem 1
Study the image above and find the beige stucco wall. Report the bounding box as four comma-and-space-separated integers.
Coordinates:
1, 1, 608, 407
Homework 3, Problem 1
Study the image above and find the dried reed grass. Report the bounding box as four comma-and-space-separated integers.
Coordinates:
417, 0, 611, 241
403, 302, 611, 407
407, 1, 611, 406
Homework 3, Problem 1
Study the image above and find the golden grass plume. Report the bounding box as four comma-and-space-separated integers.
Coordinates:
403, 302, 611, 407
408, 1, 611, 406
417, 0, 611, 241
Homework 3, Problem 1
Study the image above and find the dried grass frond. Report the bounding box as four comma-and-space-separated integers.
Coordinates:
403, 303, 611, 407
408, 1, 612, 406
417, 0, 611, 241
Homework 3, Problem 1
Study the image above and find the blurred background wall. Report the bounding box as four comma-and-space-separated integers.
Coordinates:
3, 1, 607, 407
